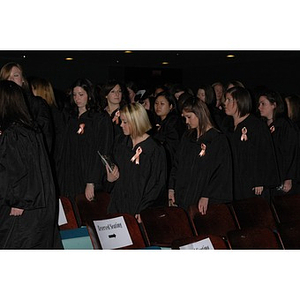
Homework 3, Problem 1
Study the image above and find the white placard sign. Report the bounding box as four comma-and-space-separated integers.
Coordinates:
93, 216, 133, 249
179, 237, 215, 250
58, 198, 68, 226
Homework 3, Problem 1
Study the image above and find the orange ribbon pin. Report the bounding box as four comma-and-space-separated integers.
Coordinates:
112, 110, 120, 124
199, 143, 206, 157
77, 123, 85, 134
131, 146, 142, 164
241, 127, 248, 141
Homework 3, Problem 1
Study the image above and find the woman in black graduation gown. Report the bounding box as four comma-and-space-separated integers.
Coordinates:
98, 80, 128, 140
168, 97, 233, 214
222, 86, 280, 201
0, 62, 54, 155
258, 89, 299, 195
152, 90, 186, 179
105, 103, 167, 222
0, 80, 60, 248
57, 78, 114, 203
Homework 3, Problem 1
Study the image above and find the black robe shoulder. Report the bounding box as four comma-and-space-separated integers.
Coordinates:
108, 135, 167, 215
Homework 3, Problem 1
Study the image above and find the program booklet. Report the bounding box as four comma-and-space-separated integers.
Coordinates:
97, 151, 114, 173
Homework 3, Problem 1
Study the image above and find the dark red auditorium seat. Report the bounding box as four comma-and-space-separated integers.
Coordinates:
140, 206, 197, 247
76, 191, 111, 224
188, 203, 238, 238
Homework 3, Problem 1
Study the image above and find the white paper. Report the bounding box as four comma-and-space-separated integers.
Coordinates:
93, 216, 133, 249
179, 237, 215, 250
58, 198, 68, 226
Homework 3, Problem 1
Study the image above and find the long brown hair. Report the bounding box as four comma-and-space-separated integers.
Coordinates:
0, 80, 32, 130
0, 62, 30, 92
181, 96, 214, 137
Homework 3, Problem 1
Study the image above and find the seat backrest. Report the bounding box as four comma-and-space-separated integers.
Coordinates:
232, 197, 278, 230
59, 196, 80, 230
272, 194, 300, 224
75, 191, 111, 225
188, 203, 238, 238
227, 227, 283, 249
171, 234, 230, 249
86, 213, 146, 249
278, 220, 300, 249
140, 206, 196, 247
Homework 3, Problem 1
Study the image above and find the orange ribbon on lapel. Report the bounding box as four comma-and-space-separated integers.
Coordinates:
77, 123, 85, 134
270, 125, 275, 133
112, 110, 120, 124
241, 127, 248, 141
131, 146, 142, 165
199, 143, 206, 157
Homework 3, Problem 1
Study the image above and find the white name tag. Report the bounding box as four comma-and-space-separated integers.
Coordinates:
93, 216, 133, 249
179, 237, 214, 250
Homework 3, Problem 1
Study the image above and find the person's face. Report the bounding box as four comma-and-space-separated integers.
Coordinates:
224, 93, 238, 116
154, 87, 164, 97
258, 96, 276, 119
174, 90, 184, 100
154, 95, 173, 120
214, 84, 223, 101
120, 113, 132, 136
8, 66, 23, 87
107, 84, 122, 105
285, 98, 291, 119
182, 110, 199, 130
143, 98, 150, 110
127, 87, 135, 103
73, 86, 88, 109
197, 89, 205, 102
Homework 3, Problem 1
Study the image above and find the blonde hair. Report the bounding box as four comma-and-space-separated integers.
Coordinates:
120, 102, 152, 139
30, 77, 57, 107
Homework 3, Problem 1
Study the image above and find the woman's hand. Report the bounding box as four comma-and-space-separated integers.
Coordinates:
168, 189, 177, 207
10, 207, 24, 216
198, 197, 209, 215
106, 164, 120, 183
85, 183, 95, 201
253, 186, 264, 195
282, 179, 292, 193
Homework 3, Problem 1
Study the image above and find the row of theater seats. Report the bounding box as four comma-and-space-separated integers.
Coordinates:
59, 192, 300, 249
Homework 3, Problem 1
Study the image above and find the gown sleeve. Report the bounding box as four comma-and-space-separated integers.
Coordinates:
136, 144, 167, 213
0, 128, 47, 210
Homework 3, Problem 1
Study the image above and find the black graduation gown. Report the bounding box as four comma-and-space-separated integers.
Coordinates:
152, 112, 186, 178
108, 135, 167, 215
57, 110, 114, 199
0, 124, 59, 248
268, 117, 298, 184
105, 108, 123, 141
222, 114, 280, 201
168, 128, 233, 211
25, 93, 54, 154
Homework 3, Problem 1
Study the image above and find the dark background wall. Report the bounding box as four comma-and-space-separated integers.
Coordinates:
0, 50, 299, 96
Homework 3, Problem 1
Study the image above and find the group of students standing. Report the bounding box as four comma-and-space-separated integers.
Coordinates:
0, 61, 299, 248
